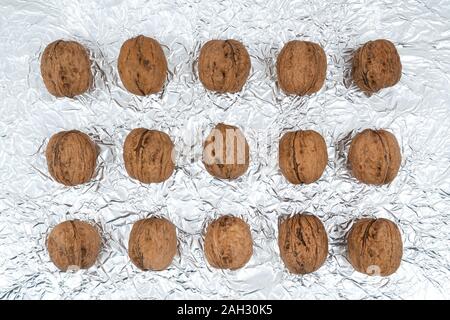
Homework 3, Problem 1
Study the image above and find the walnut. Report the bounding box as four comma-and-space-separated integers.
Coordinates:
204, 216, 253, 270
202, 123, 249, 180
128, 217, 177, 271
118, 35, 168, 96
347, 218, 403, 276
276, 40, 327, 95
278, 214, 328, 274
47, 220, 101, 271
279, 130, 328, 184
198, 39, 251, 93
348, 129, 401, 185
41, 40, 92, 98
46, 130, 97, 186
123, 128, 175, 183
352, 39, 402, 93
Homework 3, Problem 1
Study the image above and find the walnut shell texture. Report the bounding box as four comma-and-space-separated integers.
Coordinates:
47, 220, 101, 271
278, 214, 328, 274
128, 218, 177, 271
347, 218, 403, 276
118, 35, 168, 96
204, 216, 253, 270
348, 129, 401, 185
198, 39, 251, 93
277, 40, 327, 95
279, 130, 328, 184
41, 40, 92, 98
202, 123, 250, 180
352, 39, 402, 93
46, 130, 97, 186
123, 128, 175, 183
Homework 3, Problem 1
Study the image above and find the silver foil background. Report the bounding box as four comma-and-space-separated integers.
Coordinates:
1, 0, 450, 299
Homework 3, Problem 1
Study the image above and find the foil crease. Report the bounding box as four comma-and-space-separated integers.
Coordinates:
1, 0, 450, 299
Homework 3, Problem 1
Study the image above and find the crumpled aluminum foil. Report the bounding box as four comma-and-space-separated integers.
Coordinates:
0, 0, 450, 300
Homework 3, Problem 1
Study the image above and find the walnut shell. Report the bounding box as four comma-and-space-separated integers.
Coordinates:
118, 35, 168, 96
198, 39, 251, 93
347, 218, 403, 276
279, 130, 328, 184
41, 40, 92, 98
348, 129, 401, 185
204, 216, 253, 270
46, 130, 97, 186
276, 41, 327, 95
47, 220, 101, 271
278, 214, 328, 274
128, 218, 177, 271
123, 128, 175, 183
202, 123, 250, 180
352, 39, 402, 93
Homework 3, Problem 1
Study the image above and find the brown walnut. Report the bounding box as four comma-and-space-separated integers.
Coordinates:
46, 130, 97, 186
128, 217, 177, 271
352, 39, 402, 93
276, 40, 327, 95
198, 39, 251, 93
347, 218, 403, 276
123, 128, 175, 183
47, 220, 101, 271
279, 130, 328, 184
348, 129, 401, 185
202, 123, 249, 180
118, 35, 168, 96
204, 216, 253, 270
41, 40, 92, 98
278, 214, 328, 274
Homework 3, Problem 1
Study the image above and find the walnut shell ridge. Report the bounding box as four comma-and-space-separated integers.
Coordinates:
278, 214, 328, 274
204, 216, 253, 270
348, 129, 401, 185
46, 130, 97, 186
123, 128, 175, 184
352, 39, 402, 93
47, 220, 101, 271
276, 40, 327, 95
118, 35, 168, 96
128, 217, 177, 271
41, 40, 92, 98
202, 123, 250, 180
198, 39, 251, 93
347, 218, 403, 276
279, 130, 328, 184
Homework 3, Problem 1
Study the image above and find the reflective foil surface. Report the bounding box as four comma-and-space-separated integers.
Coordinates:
0, 0, 450, 299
